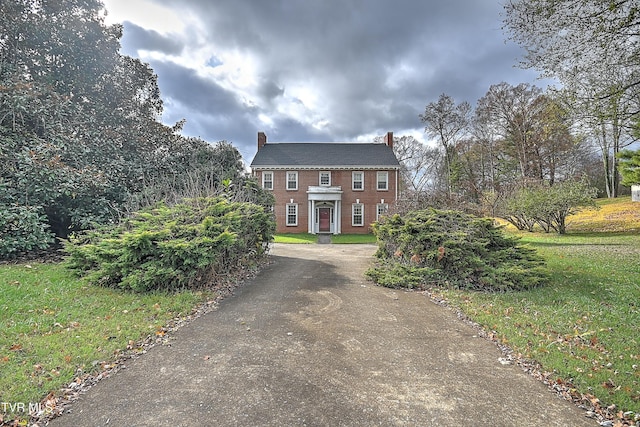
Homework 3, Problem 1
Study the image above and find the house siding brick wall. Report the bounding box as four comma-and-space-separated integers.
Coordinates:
255, 169, 397, 234
250, 132, 400, 235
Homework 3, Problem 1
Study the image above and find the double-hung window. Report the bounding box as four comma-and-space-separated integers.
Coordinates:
286, 171, 298, 190
319, 171, 331, 186
352, 203, 364, 227
377, 171, 388, 191
262, 171, 273, 190
376, 203, 389, 221
286, 203, 298, 226
352, 171, 364, 190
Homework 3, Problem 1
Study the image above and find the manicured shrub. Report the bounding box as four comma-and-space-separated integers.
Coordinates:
0, 204, 54, 259
64, 197, 275, 291
367, 208, 547, 292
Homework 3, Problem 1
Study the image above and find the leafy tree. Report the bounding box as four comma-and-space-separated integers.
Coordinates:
0, 204, 54, 258
0, 0, 161, 237
1, 0, 261, 249
503, 1, 640, 197
499, 179, 598, 234
419, 94, 471, 198
618, 149, 640, 186
503, 0, 640, 101
568, 83, 637, 197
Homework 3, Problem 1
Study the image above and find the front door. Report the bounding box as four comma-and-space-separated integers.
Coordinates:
319, 208, 331, 232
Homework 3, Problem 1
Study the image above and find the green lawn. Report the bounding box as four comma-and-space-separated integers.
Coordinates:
329, 234, 377, 244
272, 233, 317, 243
0, 263, 215, 422
273, 233, 377, 244
431, 231, 640, 416
2, 198, 638, 423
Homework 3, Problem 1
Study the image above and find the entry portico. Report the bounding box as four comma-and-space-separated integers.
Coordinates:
307, 185, 343, 234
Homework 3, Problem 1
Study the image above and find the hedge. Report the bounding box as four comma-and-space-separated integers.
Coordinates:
367, 208, 548, 292
64, 197, 275, 292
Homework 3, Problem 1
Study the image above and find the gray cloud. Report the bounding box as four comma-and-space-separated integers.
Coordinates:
109, 0, 552, 163
119, 21, 184, 57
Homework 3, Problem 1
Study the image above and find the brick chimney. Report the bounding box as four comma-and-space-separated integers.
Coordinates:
258, 131, 267, 150
384, 131, 394, 148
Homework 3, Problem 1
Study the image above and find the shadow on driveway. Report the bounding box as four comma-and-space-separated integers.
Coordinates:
49, 244, 595, 426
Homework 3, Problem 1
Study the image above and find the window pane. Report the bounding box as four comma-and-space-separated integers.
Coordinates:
287, 172, 297, 189
320, 172, 330, 186
263, 172, 273, 190
352, 203, 363, 226
377, 172, 388, 190
352, 172, 363, 190
286, 204, 297, 225
376, 203, 388, 220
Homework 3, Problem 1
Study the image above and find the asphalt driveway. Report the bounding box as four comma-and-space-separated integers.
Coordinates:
48, 243, 595, 426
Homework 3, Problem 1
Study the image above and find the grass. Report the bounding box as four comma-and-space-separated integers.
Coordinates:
0, 263, 215, 422
272, 233, 377, 244
567, 196, 640, 233
329, 234, 377, 244
272, 233, 317, 243
429, 198, 640, 418
1, 198, 637, 422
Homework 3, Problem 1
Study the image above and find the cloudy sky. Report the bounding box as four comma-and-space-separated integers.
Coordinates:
102, 0, 551, 163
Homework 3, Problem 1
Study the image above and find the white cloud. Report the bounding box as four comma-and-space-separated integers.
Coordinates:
102, 0, 187, 34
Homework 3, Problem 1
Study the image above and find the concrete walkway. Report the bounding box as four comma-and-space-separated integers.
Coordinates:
48, 244, 596, 426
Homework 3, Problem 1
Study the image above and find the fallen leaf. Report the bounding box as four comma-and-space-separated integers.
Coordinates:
602, 379, 616, 389
9, 343, 22, 351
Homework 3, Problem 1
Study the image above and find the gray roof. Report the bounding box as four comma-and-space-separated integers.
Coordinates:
250, 143, 400, 168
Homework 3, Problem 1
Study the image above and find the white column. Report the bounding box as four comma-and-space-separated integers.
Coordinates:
335, 200, 341, 234
308, 200, 314, 234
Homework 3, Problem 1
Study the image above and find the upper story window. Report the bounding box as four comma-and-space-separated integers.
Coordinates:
377, 171, 388, 191
352, 171, 364, 191
286, 171, 298, 190
319, 171, 331, 186
262, 171, 273, 190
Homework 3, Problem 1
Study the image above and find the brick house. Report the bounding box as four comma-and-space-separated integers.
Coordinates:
250, 131, 400, 234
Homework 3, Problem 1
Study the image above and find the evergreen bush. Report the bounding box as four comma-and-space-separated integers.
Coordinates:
64, 197, 275, 292
367, 208, 547, 292
0, 204, 55, 259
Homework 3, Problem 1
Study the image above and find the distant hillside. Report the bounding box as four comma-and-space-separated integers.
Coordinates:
567, 196, 640, 233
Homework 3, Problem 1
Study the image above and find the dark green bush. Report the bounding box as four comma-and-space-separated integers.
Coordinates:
64, 197, 275, 292
0, 204, 55, 259
367, 208, 547, 292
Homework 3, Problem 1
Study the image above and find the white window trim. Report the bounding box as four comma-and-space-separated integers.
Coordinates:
286, 203, 298, 226
377, 171, 388, 191
376, 203, 389, 221
352, 171, 364, 191
262, 171, 273, 190
319, 171, 331, 186
286, 171, 298, 190
352, 203, 364, 227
